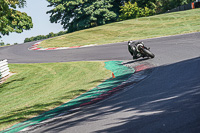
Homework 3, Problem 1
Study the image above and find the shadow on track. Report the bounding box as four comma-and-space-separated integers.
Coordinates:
30, 57, 200, 133
122, 58, 150, 65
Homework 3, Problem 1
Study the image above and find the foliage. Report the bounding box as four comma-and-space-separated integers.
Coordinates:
0, 41, 14, 46
46, 0, 195, 33
165, 0, 193, 12
119, 2, 155, 20
130, 0, 156, 8
119, 2, 141, 20
24, 30, 68, 43
0, 41, 4, 46
0, 0, 33, 38
46, 0, 120, 32
39, 8, 200, 48
130, 0, 194, 13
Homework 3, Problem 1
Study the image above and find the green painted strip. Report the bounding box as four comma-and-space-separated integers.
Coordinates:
1, 61, 134, 133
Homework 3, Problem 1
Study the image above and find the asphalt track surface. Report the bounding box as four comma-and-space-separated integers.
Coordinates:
1, 32, 200, 133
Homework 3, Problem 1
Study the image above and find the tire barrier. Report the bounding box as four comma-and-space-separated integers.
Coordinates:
0, 59, 10, 82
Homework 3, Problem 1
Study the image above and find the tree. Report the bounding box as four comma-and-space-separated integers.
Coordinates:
57, 31, 65, 36
47, 32, 55, 38
119, 2, 141, 20
24, 37, 30, 43
149, 0, 194, 13
129, 0, 194, 13
131, 0, 156, 8
119, 2, 155, 20
23, 30, 67, 43
0, 41, 5, 46
46, 0, 121, 32
0, 0, 33, 37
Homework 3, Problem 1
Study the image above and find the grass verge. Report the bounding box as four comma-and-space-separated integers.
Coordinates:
0, 62, 110, 131
40, 9, 200, 48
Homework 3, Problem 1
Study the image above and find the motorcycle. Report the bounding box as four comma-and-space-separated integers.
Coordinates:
128, 41, 155, 59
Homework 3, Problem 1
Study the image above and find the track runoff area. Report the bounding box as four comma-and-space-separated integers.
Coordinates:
1, 32, 200, 133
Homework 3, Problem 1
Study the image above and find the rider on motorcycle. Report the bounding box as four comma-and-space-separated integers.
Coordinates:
128, 41, 144, 59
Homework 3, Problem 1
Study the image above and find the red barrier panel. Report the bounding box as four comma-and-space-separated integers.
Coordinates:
192, 2, 195, 9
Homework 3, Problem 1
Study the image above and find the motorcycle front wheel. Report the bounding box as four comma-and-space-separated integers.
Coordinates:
141, 48, 155, 58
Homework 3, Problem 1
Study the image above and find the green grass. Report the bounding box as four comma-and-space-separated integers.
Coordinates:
0, 62, 110, 131
40, 9, 200, 48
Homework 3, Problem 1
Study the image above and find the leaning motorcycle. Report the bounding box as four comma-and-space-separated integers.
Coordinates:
128, 41, 155, 59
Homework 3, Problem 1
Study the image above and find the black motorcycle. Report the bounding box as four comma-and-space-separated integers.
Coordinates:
128, 41, 155, 59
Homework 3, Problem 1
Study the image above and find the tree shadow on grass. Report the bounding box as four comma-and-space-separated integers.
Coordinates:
1, 67, 135, 132
52, 72, 134, 110
89, 79, 107, 83
0, 78, 25, 93
0, 101, 63, 128
57, 89, 86, 101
